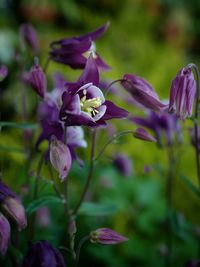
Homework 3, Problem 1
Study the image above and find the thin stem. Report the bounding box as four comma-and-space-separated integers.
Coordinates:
48, 164, 63, 198
188, 63, 200, 186
73, 130, 97, 215
95, 130, 134, 162
43, 57, 50, 74
73, 236, 90, 267
105, 79, 125, 97
165, 146, 176, 267
33, 153, 44, 199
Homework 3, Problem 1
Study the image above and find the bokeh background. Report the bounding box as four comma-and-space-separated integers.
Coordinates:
1, 0, 200, 266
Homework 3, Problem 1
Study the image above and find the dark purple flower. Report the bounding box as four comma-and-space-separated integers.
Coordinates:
90, 228, 128, 245
28, 62, 47, 98
0, 213, 10, 256
19, 23, 39, 52
0, 181, 27, 230
168, 66, 196, 120
121, 74, 167, 111
131, 111, 182, 146
49, 22, 110, 70
185, 259, 200, 267
50, 136, 72, 181
0, 65, 8, 81
59, 56, 128, 127
22, 240, 66, 267
36, 87, 87, 166
133, 128, 157, 142
113, 153, 133, 177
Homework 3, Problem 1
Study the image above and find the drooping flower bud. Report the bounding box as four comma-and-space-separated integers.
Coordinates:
90, 228, 128, 245
113, 153, 133, 177
28, 61, 47, 98
2, 197, 27, 231
22, 240, 66, 267
168, 66, 196, 120
0, 65, 8, 82
19, 23, 39, 52
121, 74, 166, 111
0, 213, 10, 256
133, 128, 157, 142
50, 136, 72, 181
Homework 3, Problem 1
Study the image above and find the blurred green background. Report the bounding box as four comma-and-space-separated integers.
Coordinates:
1, 0, 200, 266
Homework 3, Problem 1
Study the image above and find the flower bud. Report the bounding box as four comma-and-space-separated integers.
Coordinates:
121, 74, 166, 111
50, 136, 72, 181
29, 62, 47, 98
19, 23, 39, 52
0, 65, 8, 82
90, 228, 128, 245
2, 197, 27, 231
133, 128, 157, 142
168, 66, 196, 120
0, 213, 10, 256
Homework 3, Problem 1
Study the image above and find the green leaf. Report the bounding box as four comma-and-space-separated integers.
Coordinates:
0, 145, 24, 154
26, 196, 64, 215
79, 202, 118, 216
180, 174, 200, 197
0, 121, 38, 130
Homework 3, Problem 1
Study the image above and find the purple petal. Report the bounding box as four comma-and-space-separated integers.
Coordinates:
78, 55, 99, 86
78, 22, 110, 41
102, 100, 129, 120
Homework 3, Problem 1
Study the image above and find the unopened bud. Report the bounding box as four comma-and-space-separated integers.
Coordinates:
90, 228, 128, 245
0, 212, 10, 256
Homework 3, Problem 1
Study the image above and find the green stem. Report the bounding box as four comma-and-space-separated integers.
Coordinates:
73, 236, 90, 267
73, 130, 97, 216
43, 57, 50, 74
95, 130, 134, 162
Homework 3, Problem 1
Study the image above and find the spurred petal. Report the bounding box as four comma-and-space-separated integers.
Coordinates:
78, 22, 110, 41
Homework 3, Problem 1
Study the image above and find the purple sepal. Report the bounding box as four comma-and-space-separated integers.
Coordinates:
0, 213, 10, 256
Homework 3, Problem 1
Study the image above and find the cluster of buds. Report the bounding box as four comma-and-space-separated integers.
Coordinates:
0, 181, 27, 256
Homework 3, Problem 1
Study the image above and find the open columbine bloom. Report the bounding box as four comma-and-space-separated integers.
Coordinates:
49, 22, 110, 70
90, 228, 128, 245
168, 66, 196, 120
60, 56, 128, 127
121, 74, 167, 111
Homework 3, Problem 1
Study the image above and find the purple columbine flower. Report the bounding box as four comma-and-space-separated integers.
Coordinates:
19, 23, 39, 52
168, 66, 196, 120
113, 153, 133, 177
49, 22, 110, 70
90, 228, 128, 245
22, 240, 66, 267
36, 85, 87, 166
50, 136, 72, 181
121, 74, 167, 111
60, 55, 128, 127
131, 111, 182, 146
0, 213, 10, 256
0, 181, 27, 230
133, 127, 157, 142
27, 61, 47, 98
0, 65, 8, 82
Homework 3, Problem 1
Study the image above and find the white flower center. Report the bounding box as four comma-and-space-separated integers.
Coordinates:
80, 89, 102, 117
